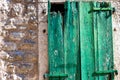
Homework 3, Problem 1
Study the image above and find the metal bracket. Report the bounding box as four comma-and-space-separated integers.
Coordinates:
88, 7, 115, 14
44, 73, 68, 79
93, 8, 115, 11
93, 7, 115, 13
93, 70, 118, 76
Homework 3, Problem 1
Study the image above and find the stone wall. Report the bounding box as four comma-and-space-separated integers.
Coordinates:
0, 0, 38, 80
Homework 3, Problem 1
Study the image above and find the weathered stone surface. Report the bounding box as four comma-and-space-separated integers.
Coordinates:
8, 51, 24, 61
3, 25, 17, 30
23, 52, 38, 62
13, 3, 24, 15
19, 26, 27, 30
0, 0, 38, 80
25, 0, 36, 3
9, 32, 25, 40
0, 30, 9, 37
0, 50, 10, 60
3, 42, 17, 51
12, 0, 24, 3
23, 39, 36, 44
15, 62, 34, 74
0, 0, 10, 14
14, 18, 28, 25
18, 44, 36, 50
27, 30, 37, 39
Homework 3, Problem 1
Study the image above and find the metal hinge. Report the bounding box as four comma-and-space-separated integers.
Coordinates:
88, 7, 115, 14
93, 7, 115, 13
93, 2, 115, 13
93, 70, 118, 76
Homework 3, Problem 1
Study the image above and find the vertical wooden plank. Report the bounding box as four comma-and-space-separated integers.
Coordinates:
79, 2, 95, 80
106, 6, 114, 80
94, 2, 114, 80
93, 2, 99, 80
48, 12, 64, 80
64, 1, 80, 80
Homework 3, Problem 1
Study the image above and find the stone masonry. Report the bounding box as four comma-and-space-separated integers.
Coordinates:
0, 0, 38, 80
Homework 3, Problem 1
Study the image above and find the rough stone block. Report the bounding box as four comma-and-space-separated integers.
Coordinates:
0, 50, 10, 60
18, 44, 36, 50
3, 25, 17, 30
15, 62, 34, 74
3, 42, 17, 51
9, 32, 25, 41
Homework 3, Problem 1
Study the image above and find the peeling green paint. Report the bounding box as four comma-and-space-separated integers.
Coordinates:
48, 1, 114, 80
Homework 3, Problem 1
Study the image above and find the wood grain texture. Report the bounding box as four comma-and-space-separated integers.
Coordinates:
64, 2, 80, 80
79, 2, 95, 80
79, 2, 114, 80
94, 2, 114, 80
48, 12, 65, 80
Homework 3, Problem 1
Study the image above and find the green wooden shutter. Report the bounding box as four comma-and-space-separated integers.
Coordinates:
46, 1, 80, 80
64, 1, 80, 80
79, 2, 95, 80
47, 12, 67, 80
79, 2, 117, 80
93, 2, 116, 80
46, 1, 117, 80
